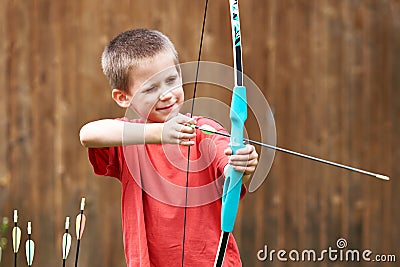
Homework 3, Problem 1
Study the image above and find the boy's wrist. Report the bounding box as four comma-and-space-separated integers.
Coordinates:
144, 123, 163, 144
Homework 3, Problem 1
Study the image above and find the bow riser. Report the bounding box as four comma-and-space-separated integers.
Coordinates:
221, 86, 247, 233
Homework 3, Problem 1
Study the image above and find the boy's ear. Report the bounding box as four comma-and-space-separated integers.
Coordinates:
112, 89, 132, 108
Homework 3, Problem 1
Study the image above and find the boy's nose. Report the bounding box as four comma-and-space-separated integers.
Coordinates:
159, 89, 173, 100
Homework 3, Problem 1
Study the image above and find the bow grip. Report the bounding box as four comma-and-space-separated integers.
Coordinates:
221, 85, 247, 233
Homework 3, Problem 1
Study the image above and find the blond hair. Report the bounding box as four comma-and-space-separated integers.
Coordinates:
101, 29, 179, 91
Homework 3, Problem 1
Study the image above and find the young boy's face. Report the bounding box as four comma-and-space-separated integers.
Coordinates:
126, 51, 183, 123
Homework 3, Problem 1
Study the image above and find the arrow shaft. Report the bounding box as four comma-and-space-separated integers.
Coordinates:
193, 125, 389, 180
245, 138, 387, 179
74, 239, 81, 267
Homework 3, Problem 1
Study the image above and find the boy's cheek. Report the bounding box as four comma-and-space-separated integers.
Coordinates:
129, 102, 151, 119
131, 95, 157, 111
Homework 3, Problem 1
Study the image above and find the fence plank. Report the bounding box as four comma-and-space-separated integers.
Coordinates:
0, 0, 397, 266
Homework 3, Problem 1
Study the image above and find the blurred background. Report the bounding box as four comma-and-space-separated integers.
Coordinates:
0, 0, 398, 266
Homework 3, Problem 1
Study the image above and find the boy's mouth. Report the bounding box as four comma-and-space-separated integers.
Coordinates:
156, 103, 175, 111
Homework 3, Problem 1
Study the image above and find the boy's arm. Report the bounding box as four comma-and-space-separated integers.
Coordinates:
80, 115, 196, 148
79, 119, 160, 148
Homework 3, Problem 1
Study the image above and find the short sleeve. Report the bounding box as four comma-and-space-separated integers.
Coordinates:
88, 147, 121, 180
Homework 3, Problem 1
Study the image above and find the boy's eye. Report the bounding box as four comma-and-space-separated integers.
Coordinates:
166, 76, 177, 84
144, 86, 157, 93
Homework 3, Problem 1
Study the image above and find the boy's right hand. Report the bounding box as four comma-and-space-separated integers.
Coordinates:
161, 114, 196, 146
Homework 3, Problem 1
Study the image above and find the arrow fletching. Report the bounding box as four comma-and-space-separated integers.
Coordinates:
12, 226, 21, 253
198, 124, 217, 135
12, 210, 21, 253
62, 217, 72, 260
75, 198, 86, 240
62, 232, 72, 259
25, 222, 35, 266
188, 124, 218, 135
25, 240, 35, 266
75, 214, 86, 240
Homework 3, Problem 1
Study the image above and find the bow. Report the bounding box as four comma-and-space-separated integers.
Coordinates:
181, 1, 246, 266
214, 1, 246, 266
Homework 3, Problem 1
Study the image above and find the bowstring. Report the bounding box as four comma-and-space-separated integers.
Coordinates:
181, 0, 209, 266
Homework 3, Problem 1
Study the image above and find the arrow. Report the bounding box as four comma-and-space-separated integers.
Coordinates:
74, 198, 86, 267
62, 217, 72, 267
12, 210, 21, 267
25, 222, 35, 266
189, 124, 389, 180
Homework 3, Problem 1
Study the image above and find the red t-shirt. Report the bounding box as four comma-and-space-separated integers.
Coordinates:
88, 117, 244, 266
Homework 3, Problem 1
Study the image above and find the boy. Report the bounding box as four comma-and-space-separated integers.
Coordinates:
80, 29, 258, 266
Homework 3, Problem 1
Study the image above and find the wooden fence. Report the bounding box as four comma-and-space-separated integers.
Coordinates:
0, 0, 398, 266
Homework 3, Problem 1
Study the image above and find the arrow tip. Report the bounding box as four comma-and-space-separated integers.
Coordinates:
375, 174, 390, 181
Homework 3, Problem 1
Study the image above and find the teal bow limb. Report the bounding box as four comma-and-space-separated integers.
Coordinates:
221, 85, 247, 233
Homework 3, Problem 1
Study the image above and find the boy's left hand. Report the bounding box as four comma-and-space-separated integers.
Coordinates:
224, 144, 258, 181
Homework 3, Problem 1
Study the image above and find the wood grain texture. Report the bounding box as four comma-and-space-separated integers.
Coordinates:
0, 0, 397, 266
